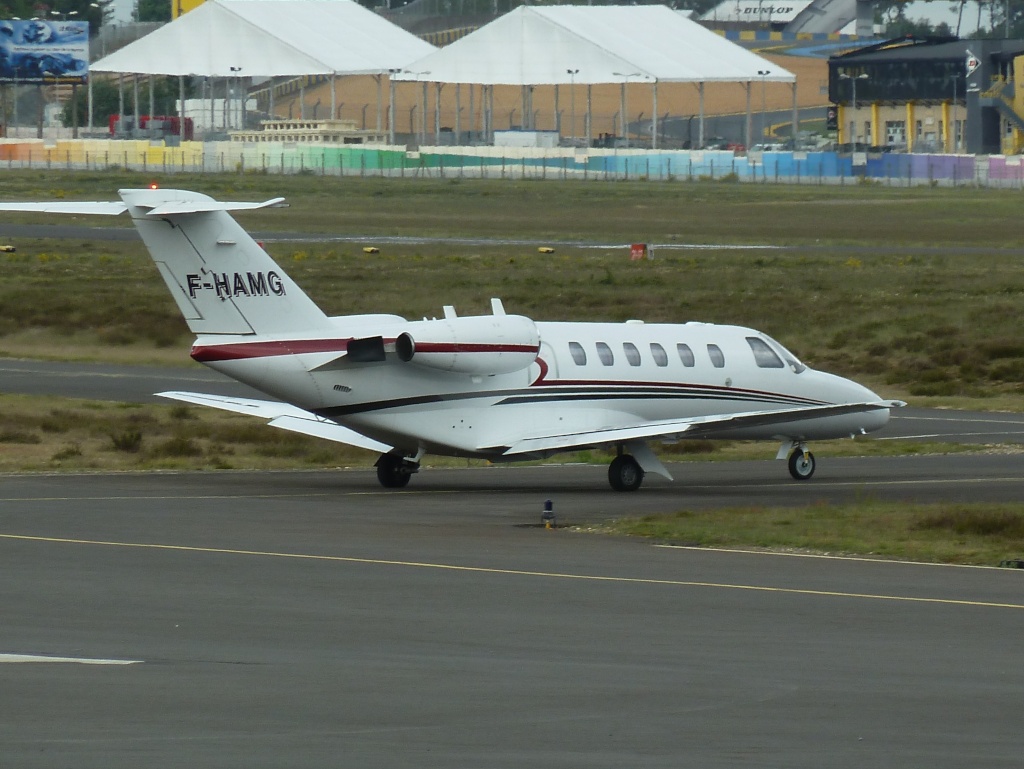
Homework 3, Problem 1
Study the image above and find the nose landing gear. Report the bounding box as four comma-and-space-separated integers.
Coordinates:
786, 444, 816, 480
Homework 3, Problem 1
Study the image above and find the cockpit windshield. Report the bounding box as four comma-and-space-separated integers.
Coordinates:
762, 335, 806, 374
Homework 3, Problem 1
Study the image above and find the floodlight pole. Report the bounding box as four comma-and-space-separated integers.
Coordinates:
757, 69, 770, 144
946, 75, 954, 153
839, 71, 868, 144
613, 71, 641, 148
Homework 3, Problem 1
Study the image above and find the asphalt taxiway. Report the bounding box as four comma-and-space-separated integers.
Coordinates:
1, 465, 1023, 767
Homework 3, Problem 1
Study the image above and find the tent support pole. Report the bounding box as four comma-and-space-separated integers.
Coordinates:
269, 77, 275, 119
133, 74, 139, 122
420, 81, 427, 144
651, 81, 657, 150
698, 81, 705, 149
744, 81, 752, 151
489, 85, 494, 143
118, 74, 124, 128
468, 83, 474, 143
300, 82, 305, 120
149, 75, 155, 125
553, 84, 559, 134
434, 83, 442, 144
586, 84, 592, 148
88, 77, 94, 135
178, 75, 184, 122
388, 75, 396, 145
791, 81, 798, 149
330, 74, 336, 119
375, 74, 383, 134
455, 83, 461, 143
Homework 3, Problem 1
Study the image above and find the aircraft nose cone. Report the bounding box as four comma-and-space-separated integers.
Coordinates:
846, 378, 893, 433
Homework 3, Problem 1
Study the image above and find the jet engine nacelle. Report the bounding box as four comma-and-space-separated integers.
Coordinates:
396, 315, 540, 375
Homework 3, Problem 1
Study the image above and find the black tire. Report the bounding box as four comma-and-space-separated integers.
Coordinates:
788, 449, 816, 480
608, 454, 644, 492
376, 454, 412, 488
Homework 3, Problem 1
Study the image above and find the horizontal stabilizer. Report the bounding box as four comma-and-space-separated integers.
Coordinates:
0, 196, 286, 218
500, 401, 901, 456
0, 201, 128, 215
141, 197, 287, 217
157, 391, 392, 454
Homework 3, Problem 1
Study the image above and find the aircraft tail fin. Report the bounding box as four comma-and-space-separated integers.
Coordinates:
119, 188, 330, 336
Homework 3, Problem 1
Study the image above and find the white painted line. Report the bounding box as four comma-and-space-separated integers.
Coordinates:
0, 653, 141, 665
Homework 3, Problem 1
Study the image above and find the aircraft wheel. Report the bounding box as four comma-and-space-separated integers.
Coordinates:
608, 454, 644, 492
787, 448, 816, 481
376, 454, 412, 488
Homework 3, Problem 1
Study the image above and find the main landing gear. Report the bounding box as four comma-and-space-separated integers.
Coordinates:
608, 454, 645, 492
375, 452, 420, 488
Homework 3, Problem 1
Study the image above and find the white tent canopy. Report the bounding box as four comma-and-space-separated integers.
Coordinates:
91, 0, 436, 77
392, 5, 794, 85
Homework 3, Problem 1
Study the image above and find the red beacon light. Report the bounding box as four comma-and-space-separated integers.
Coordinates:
149, 182, 159, 190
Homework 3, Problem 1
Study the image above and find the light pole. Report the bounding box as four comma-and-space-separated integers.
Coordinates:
612, 71, 640, 147
757, 69, 770, 145
839, 71, 869, 144
566, 68, 578, 142
946, 74, 954, 152
229, 65, 242, 130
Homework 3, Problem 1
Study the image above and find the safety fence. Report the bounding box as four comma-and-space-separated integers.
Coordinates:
1, 138, 1023, 188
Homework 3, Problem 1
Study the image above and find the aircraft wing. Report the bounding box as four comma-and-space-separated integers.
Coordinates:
157, 391, 393, 453
499, 401, 902, 456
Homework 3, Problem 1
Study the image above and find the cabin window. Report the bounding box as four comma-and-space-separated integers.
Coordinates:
623, 342, 641, 367
677, 343, 695, 367
747, 337, 785, 368
569, 341, 587, 366
707, 344, 726, 368
650, 343, 668, 367
596, 342, 614, 366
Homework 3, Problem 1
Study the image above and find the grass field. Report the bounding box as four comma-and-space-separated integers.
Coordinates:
3, 170, 1024, 400
3, 169, 1024, 565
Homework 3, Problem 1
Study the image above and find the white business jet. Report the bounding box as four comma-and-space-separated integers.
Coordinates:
0, 188, 901, 490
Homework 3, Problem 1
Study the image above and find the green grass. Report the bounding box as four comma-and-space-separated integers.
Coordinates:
589, 501, 1024, 566
0, 393, 378, 472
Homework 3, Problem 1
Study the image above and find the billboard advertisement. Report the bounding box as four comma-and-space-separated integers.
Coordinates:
700, 0, 811, 24
0, 19, 89, 84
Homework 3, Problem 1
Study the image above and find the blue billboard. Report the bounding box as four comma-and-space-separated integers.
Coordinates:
0, 19, 89, 84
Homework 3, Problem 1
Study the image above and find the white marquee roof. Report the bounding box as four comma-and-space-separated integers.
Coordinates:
91, 0, 436, 77
393, 5, 794, 86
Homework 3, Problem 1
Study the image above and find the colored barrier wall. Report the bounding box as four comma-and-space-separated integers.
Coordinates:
0, 137, 1021, 186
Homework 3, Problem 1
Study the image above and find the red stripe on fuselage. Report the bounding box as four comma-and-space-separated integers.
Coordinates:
191, 338, 353, 363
